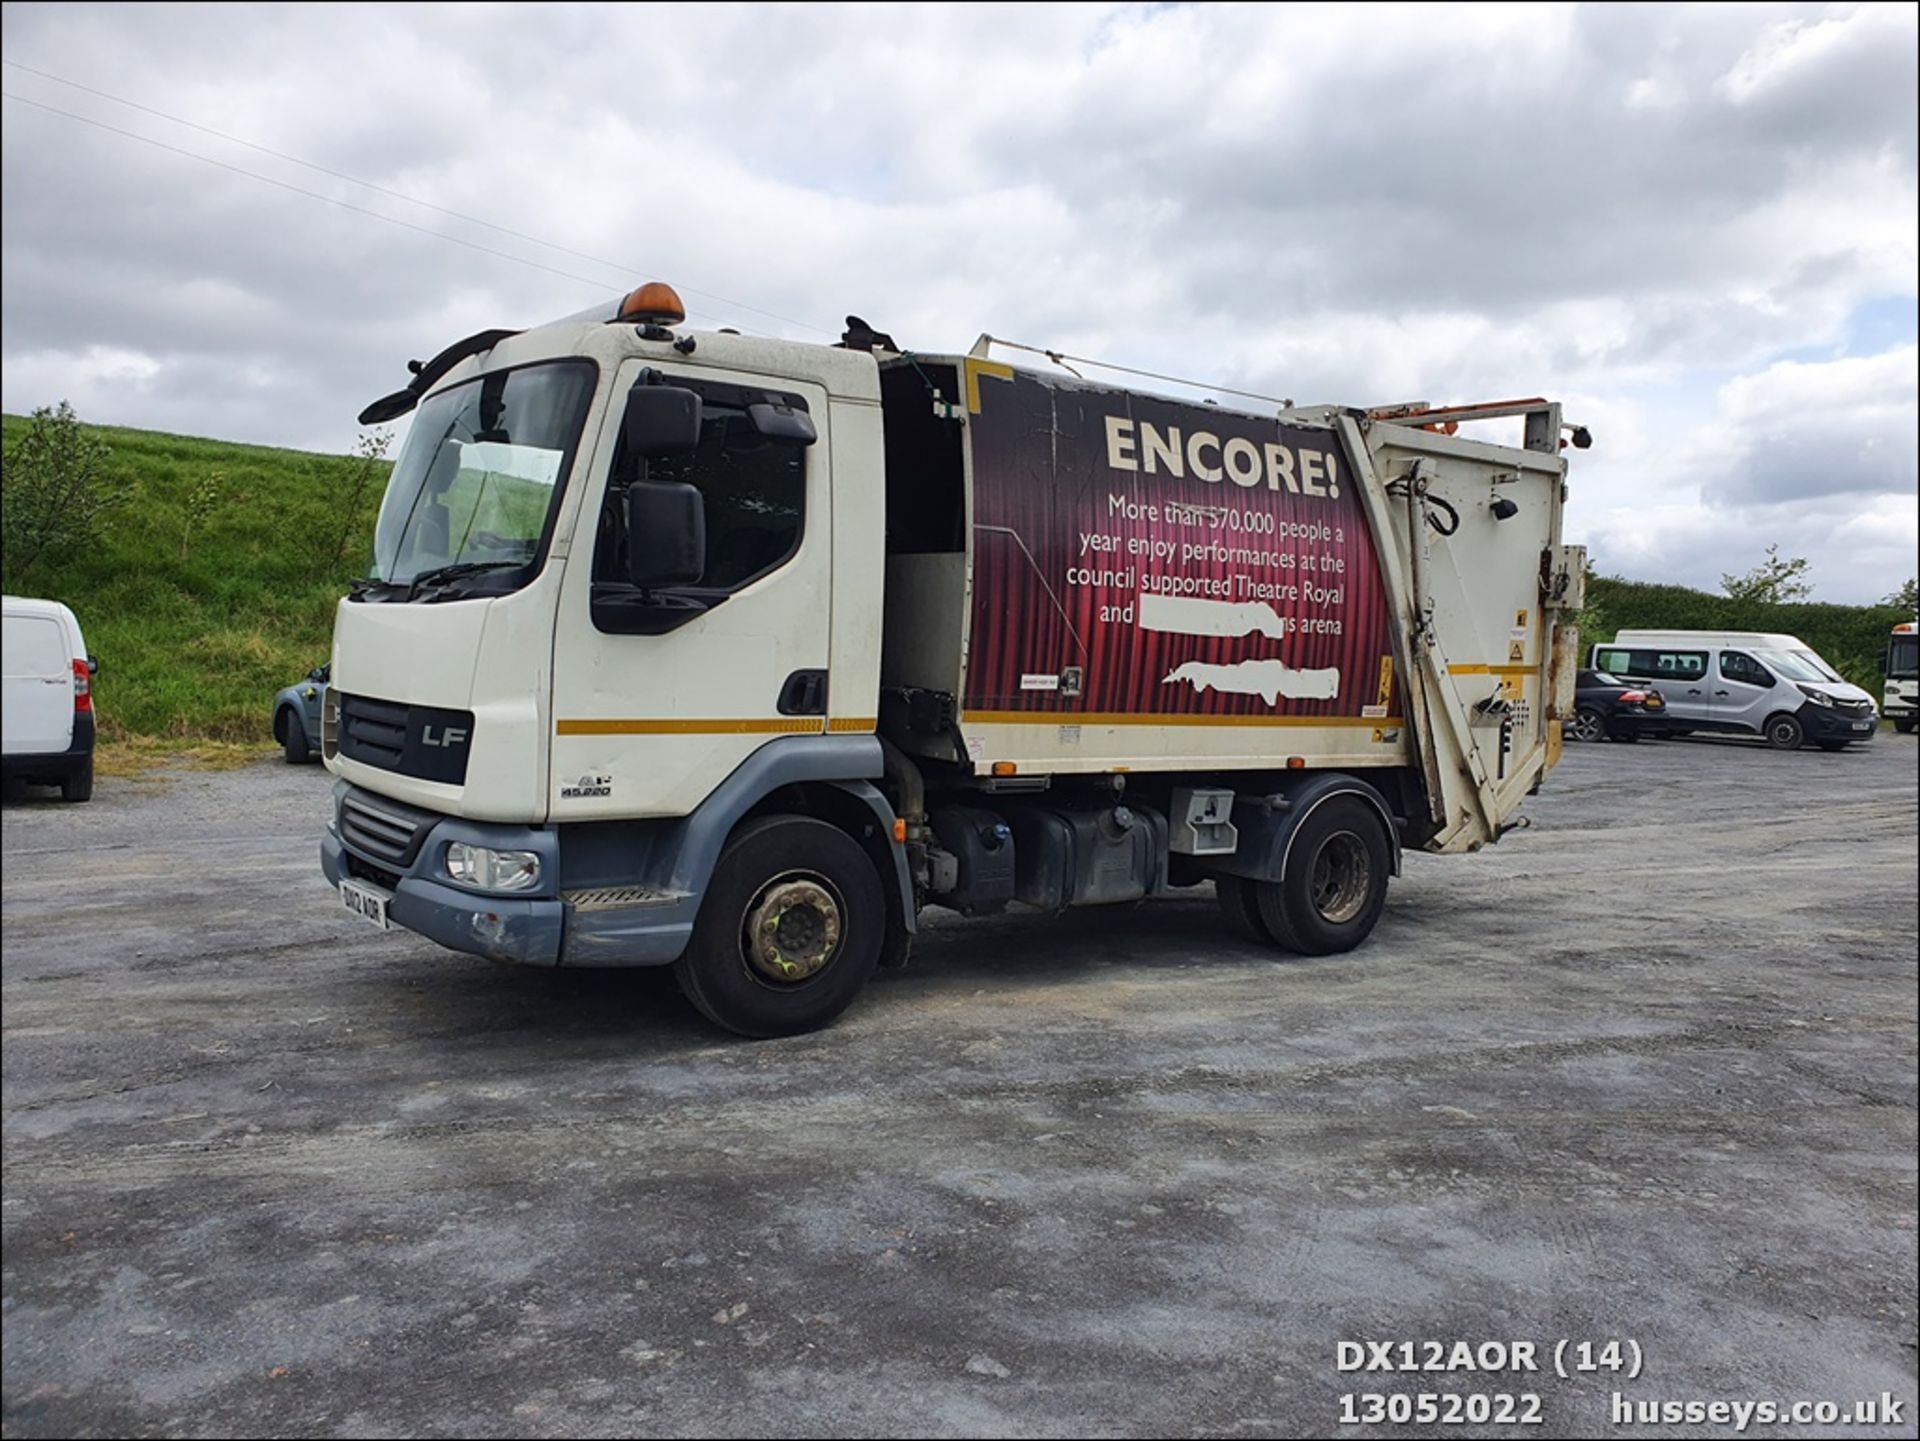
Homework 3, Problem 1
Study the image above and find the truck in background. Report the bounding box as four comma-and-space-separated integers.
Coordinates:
320, 282, 1587, 1036
1886, 622, 1918, 733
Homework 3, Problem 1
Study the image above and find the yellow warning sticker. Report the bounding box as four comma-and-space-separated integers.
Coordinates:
1376, 655, 1394, 708
1499, 675, 1524, 700
1515, 608, 1530, 628
1508, 639, 1526, 662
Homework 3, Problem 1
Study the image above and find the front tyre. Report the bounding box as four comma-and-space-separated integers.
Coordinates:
1253, 796, 1391, 956
674, 815, 885, 1038
281, 711, 312, 765
1765, 713, 1805, 750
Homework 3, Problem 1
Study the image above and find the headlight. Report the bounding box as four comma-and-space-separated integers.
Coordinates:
1796, 685, 1834, 708
446, 842, 541, 893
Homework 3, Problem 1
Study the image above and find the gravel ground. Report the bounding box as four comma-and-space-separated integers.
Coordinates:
3, 735, 1916, 1438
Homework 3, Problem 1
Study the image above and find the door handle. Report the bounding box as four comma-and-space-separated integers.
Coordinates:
1715, 690, 1729, 697
1686, 688, 1702, 695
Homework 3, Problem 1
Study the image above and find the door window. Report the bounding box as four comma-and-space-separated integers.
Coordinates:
594, 382, 809, 594
1719, 651, 1773, 688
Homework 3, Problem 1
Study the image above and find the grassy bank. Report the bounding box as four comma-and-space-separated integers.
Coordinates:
2, 414, 387, 742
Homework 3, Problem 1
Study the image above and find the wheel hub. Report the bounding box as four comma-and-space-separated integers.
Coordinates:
1309, 832, 1371, 925
744, 876, 842, 983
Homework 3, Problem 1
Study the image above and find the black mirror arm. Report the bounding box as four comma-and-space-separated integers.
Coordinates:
356, 328, 522, 425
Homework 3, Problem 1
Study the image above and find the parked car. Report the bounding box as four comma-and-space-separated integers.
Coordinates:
1569, 668, 1669, 743
272, 663, 329, 764
2, 595, 98, 801
1592, 630, 1877, 751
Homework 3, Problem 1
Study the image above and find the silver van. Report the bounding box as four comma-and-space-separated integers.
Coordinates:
1590, 630, 1877, 751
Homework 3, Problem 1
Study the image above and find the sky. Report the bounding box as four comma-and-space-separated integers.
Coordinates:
2, 2, 1915, 603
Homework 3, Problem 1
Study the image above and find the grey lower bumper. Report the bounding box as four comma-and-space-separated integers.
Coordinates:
323, 830, 567, 966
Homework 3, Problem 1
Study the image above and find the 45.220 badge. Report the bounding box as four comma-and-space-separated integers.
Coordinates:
560, 773, 613, 799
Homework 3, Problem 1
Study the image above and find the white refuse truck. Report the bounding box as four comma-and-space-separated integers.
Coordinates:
321, 282, 1588, 1035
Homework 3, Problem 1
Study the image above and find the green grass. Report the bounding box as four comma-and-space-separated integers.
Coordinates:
2, 414, 389, 742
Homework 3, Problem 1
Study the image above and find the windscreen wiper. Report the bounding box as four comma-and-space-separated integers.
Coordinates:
405, 560, 522, 599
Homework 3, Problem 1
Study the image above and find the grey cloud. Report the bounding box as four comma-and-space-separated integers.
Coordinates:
1, 1, 1914, 595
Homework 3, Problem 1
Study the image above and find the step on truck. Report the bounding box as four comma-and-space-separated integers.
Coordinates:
321, 282, 1588, 1036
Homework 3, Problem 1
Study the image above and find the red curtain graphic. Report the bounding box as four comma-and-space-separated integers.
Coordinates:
964, 370, 1396, 719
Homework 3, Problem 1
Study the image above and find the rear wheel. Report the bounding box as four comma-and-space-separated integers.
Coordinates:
61, 758, 93, 803
1569, 707, 1605, 743
1215, 873, 1283, 947
674, 815, 885, 1038
1252, 796, 1391, 956
281, 710, 311, 765
1765, 713, 1805, 750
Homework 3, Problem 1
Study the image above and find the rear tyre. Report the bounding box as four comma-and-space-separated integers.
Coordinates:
281, 711, 312, 765
1216, 874, 1285, 947
674, 815, 885, 1038
61, 758, 93, 803
1765, 713, 1805, 750
1253, 796, 1391, 957
1570, 707, 1605, 743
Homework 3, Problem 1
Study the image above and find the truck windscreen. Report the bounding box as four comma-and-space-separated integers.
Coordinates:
1890, 636, 1919, 679
366, 359, 596, 595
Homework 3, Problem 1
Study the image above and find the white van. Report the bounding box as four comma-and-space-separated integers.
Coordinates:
2, 596, 98, 800
1590, 630, 1878, 751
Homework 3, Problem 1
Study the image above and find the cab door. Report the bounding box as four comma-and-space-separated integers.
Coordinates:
548, 361, 832, 820
1712, 650, 1776, 735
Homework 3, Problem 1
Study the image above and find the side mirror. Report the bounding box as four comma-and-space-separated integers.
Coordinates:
87, 655, 99, 676
625, 480, 706, 589
309, 665, 329, 683
748, 400, 817, 446
623, 384, 702, 458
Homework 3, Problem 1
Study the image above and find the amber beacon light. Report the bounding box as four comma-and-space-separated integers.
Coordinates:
618, 282, 687, 326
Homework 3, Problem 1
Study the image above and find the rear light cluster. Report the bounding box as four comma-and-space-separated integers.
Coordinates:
1619, 690, 1648, 703
72, 658, 92, 713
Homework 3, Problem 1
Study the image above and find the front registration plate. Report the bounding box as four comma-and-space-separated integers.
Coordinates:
340, 878, 391, 930
1853, 722, 1874, 733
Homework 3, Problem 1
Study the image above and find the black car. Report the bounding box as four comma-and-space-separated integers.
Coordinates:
1569, 669, 1670, 743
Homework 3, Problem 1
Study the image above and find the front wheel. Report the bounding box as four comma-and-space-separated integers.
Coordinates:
281, 711, 312, 765
1765, 713, 1805, 750
1253, 796, 1391, 956
1569, 707, 1605, 743
1896, 718, 1916, 735
674, 815, 885, 1038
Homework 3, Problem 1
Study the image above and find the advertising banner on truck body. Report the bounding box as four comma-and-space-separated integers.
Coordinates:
964, 367, 1399, 723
